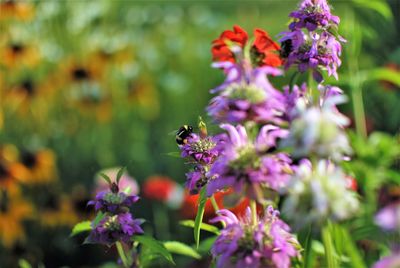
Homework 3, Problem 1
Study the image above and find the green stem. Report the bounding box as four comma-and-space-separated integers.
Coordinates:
116, 241, 130, 268
351, 79, 367, 139
250, 200, 257, 226
210, 195, 220, 213
289, 72, 300, 91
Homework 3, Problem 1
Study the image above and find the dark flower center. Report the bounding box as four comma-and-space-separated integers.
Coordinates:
72, 67, 90, 81
10, 43, 24, 54
0, 163, 10, 181
0, 190, 10, 213
44, 194, 60, 210
21, 151, 37, 169
20, 80, 35, 96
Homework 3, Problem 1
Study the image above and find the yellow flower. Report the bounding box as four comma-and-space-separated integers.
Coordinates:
0, 1, 34, 21
128, 78, 159, 120
1, 42, 40, 69
39, 193, 79, 228
13, 149, 58, 185
0, 185, 34, 248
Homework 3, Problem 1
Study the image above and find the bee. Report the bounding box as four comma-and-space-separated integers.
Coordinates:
175, 125, 193, 145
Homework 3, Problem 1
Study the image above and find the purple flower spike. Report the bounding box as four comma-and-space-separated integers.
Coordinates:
207, 124, 293, 197
210, 206, 300, 268
88, 190, 140, 214
207, 62, 286, 125
88, 213, 144, 245
280, 0, 345, 81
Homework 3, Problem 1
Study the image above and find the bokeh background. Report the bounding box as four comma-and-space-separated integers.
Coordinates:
1, 0, 400, 267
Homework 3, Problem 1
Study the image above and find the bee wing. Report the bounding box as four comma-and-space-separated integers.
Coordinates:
168, 129, 178, 136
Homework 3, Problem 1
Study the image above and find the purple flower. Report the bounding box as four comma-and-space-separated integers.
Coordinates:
375, 203, 400, 232
210, 206, 300, 268
373, 247, 400, 268
280, 0, 345, 81
88, 213, 144, 245
281, 31, 343, 82
185, 165, 209, 195
207, 124, 291, 198
289, 0, 339, 31
282, 83, 307, 121
180, 133, 222, 165
207, 61, 286, 124
88, 190, 139, 214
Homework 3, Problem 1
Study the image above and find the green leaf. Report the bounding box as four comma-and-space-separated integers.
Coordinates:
165, 152, 181, 158
321, 223, 338, 268
339, 226, 367, 268
133, 235, 175, 265
194, 187, 207, 249
99, 172, 112, 185
70, 221, 92, 237
163, 241, 201, 260
18, 259, 32, 268
300, 226, 314, 268
116, 166, 126, 184
180, 220, 220, 234
197, 236, 217, 255
351, 0, 393, 20
93, 211, 105, 228
361, 68, 400, 87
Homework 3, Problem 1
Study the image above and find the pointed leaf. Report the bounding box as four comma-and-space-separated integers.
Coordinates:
116, 166, 126, 184
194, 187, 207, 249
133, 235, 175, 265
99, 172, 112, 185
180, 220, 220, 235
70, 221, 92, 237
93, 211, 105, 228
163, 241, 201, 259
18, 259, 32, 268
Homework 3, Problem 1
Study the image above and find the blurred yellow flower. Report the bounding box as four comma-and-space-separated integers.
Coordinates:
0, 1, 34, 21
1, 42, 40, 69
13, 149, 58, 185
0, 185, 34, 248
39, 193, 79, 228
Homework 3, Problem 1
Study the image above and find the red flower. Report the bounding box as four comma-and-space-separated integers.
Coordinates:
211, 25, 282, 67
142, 176, 183, 208
211, 25, 248, 63
180, 188, 259, 221
252, 29, 282, 67
345, 176, 358, 192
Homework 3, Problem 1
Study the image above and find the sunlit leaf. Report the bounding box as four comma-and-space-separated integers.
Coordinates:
163, 241, 201, 259
180, 220, 220, 234
70, 221, 92, 237
133, 235, 175, 265
18, 259, 32, 268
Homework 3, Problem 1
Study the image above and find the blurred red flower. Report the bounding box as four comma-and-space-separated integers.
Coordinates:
180, 188, 259, 221
142, 175, 183, 209
345, 176, 358, 192
211, 25, 282, 67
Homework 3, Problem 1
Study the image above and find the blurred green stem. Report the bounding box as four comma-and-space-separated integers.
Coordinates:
346, 8, 367, 139
116, 241, 130, 268
210, 195, 219, 213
